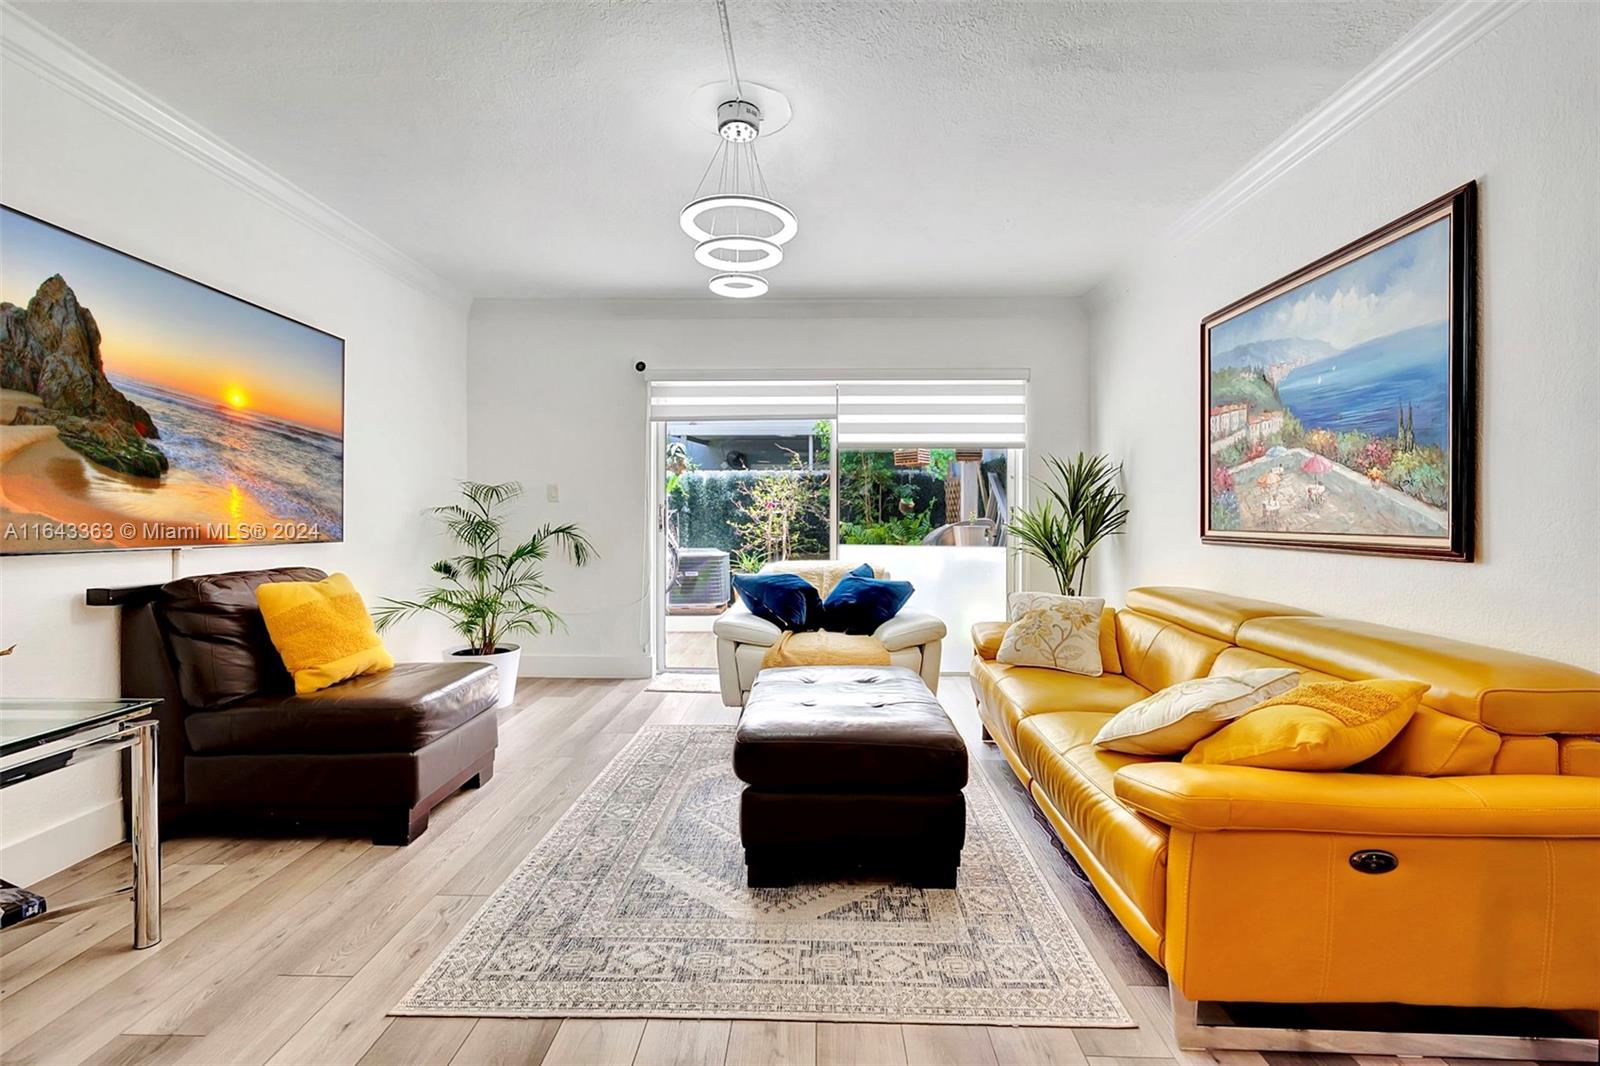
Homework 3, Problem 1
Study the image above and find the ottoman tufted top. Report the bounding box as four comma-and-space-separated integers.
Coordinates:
733, 666, 968, 794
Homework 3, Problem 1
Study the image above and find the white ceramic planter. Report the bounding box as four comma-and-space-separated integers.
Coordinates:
448, 643, 521, 709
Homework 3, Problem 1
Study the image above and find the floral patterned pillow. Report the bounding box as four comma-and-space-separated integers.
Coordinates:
996, 593, 1105, 676
1093, 668, 1300, 755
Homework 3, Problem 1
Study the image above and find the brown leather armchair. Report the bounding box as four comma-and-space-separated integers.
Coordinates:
88, 567, 499, 844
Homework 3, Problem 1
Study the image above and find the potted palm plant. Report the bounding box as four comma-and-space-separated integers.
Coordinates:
374, 481, 593, 708
1008, 452, 1129, 596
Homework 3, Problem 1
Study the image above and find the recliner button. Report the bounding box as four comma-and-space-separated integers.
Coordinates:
1349, 849, 1398, 874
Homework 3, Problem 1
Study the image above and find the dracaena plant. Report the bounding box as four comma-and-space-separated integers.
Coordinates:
374, 481, 594, 655
1008, 452, 1129, 596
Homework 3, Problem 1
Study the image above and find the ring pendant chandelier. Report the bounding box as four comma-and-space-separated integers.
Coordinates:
678, 0, 797, 298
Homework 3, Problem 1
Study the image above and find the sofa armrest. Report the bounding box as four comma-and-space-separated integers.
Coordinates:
712, 604, 781, 648
1113, 763, 1600, 838
874, 610, 946, 652
971, 621, 1007, 660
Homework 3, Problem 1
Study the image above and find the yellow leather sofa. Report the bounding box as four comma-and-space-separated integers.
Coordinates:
970, 586, 1600, 1012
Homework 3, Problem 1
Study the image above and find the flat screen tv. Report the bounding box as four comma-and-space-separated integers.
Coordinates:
1, 206, 343, 555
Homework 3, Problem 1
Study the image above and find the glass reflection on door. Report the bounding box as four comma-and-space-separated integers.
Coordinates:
662, 419, 831, 670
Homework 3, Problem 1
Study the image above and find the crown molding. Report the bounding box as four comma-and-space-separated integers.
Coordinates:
1168, 0, 1529, 243
471, 294, 1081, 321
0, 3, 466, 308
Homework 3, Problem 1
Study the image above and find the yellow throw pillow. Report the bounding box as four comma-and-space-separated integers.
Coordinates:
997, 593, 1104, 676
1183, 678, 1426, 771
255, 573, 394, 694
1094, 668, 1301, 755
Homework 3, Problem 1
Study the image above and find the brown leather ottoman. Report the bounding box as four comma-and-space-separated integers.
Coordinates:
733, 665, 968, 888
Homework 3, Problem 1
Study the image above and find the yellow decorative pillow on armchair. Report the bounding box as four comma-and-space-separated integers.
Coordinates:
255, 573, 394, 694
1183, 678, 1426, 771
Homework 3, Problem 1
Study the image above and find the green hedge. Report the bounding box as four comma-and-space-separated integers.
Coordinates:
672, 470, 829, 554
675, 468, 954, 552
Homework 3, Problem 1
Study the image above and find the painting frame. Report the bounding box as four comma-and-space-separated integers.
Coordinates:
1199, 182, 1476, 561
1, 204, 346, 556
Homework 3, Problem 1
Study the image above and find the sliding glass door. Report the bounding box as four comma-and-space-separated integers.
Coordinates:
659, 418, 831, 671
835, 447, 1013, 664
649, 376, 1025, 674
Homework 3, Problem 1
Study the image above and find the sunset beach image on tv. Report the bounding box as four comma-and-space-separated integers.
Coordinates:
2, 206, 343, 554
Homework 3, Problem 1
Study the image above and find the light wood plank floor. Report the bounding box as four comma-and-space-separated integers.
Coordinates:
0, 679, 1569, 1066
664, 630, 719, 671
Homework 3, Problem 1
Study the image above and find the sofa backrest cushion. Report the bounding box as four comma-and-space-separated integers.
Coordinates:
1492, 735, 1559, 774
1360, 705, 1502, 776
158, 567, 328, 711
1097, 608, 1122, 675
1558, 737, 1600, 777
1208, 646, 1339, 686
1115, 609, 1229, 694
1125, 586, 1314, 643
1234, 615, 1600, 737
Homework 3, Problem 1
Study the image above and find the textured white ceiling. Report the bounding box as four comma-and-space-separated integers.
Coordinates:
16, 1, 1437, 299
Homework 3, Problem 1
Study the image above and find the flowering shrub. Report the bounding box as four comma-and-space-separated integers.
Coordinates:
675, 470, 827, 553
1334, 431, 1370, 469
1305, 428, 1339, 459
1383, 448, 1449, 507
1359, 438, 1394, 471
1211, 464, 1235, 494
731, 455, 829, 561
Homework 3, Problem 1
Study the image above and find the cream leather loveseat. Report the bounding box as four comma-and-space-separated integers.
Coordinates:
713, 561, 947, 706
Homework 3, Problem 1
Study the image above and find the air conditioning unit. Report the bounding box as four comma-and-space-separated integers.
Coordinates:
669, 548, 731, 610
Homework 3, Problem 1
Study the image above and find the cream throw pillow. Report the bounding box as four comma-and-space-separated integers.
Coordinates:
996, 593, 1105, 676
1093, 668, 1300, 755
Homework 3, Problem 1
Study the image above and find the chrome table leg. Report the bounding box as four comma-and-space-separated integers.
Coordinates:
129, 721, 160, 948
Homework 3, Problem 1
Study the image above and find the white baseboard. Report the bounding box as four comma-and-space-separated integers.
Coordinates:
519, 653, 653, 679
0, 799, 124, 888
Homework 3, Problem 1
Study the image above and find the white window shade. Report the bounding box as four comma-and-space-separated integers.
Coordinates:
836, 379, 1027, 447
647, 375, 1028, 446
648, 380, 837, 422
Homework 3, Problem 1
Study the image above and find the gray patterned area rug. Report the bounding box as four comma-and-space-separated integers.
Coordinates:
394, 725, 1132, 1027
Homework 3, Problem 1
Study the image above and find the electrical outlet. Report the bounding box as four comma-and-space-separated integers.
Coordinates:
546, 483, 560, 503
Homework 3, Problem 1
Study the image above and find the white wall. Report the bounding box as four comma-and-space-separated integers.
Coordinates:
1086, 3, 1599, 669
466, 298, 1088, 676
0, 47, 471, 883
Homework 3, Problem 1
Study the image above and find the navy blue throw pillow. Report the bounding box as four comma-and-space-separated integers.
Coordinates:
819, 574, 914, 635
733, 573, 821, 632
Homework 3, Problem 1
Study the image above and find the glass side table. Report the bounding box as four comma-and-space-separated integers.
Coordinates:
0, 699, 161, 948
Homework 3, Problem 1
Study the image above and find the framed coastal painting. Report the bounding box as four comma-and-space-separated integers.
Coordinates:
1, 205, 343, 555
1200, 183, 1476, 560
